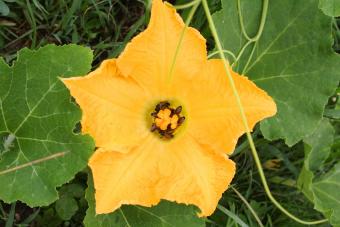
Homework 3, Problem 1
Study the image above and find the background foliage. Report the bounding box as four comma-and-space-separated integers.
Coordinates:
0, 0, 339, 226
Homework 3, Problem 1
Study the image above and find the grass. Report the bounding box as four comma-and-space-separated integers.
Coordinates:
0, 1, 339, 226
0, 0, 150, 65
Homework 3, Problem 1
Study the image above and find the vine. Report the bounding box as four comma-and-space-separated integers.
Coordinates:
173, 0, 201, 10
201, 0, 328, 225
167, 0, 201, 83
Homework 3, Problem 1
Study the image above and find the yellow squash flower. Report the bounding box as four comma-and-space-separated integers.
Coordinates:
62, 0, 276, 217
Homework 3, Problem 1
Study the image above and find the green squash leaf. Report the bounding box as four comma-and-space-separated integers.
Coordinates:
55, 196, 79, 221
84, 174, 205, 227
313, 163, 340, 225
0, 45, 94, 206
59, 183, 85, 198
298, 119, 340, 225
319, 0, 340, 16
213, 0, 340, 146
0, 0, 9, 16
55, 183, 85, 221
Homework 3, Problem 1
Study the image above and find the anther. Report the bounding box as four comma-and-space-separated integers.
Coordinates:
162, 132, 174, 139
174, 106, 182, 115
151, 101, 185, 139
178, 116, 185, 125
156, 101, 170, 112
150, 123, 157, 132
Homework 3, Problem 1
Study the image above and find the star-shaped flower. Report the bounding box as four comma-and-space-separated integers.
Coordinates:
62, 0, 276, 217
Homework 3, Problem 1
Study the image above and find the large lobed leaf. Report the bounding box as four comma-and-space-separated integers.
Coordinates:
84, 174, 205, 227
319, 0, 340, 16
0, 45, 94, 206
213, 0, 340, 146
298, 119, 340, 226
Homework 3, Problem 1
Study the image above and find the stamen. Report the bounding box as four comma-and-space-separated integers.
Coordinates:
150, 123, 157, 132
150, 101, 185, 139
174, 106, 182, 115
178, 116, 185, 125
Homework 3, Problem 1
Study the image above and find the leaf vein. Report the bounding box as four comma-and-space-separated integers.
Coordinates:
13, 81, 58, 134
245, 2, 312, 73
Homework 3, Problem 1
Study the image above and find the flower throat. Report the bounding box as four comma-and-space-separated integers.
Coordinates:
150, 101, 185, 139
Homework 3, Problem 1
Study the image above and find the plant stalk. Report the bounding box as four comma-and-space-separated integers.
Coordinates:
201, 0, 328, 225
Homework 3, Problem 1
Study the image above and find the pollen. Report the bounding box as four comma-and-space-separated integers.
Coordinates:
150, 101, 185, 139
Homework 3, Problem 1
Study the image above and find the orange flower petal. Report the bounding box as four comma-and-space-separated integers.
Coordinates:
61, 59, 150, 153
117, 0, 206, 95
174, 59, 277, 154
89, 135, 235, 217
62, 0, 278, 218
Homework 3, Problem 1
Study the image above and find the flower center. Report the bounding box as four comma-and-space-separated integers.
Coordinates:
150, 101, 185, 139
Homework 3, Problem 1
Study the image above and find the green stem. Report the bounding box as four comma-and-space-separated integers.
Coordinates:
167, 0, 200, 83
232, 40, 252, 69
174, 0, 200, 10
232, 137, 267, 157
208, 50, 237, 62
252, 0, 268, 41
253, 0, 269, 41
241, 42, 257, 74
201, 0, 328, 225
231, 186, 264, 227
237, 0, 252, 41
234, 0, 268, 68
237, 0, 268, 42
